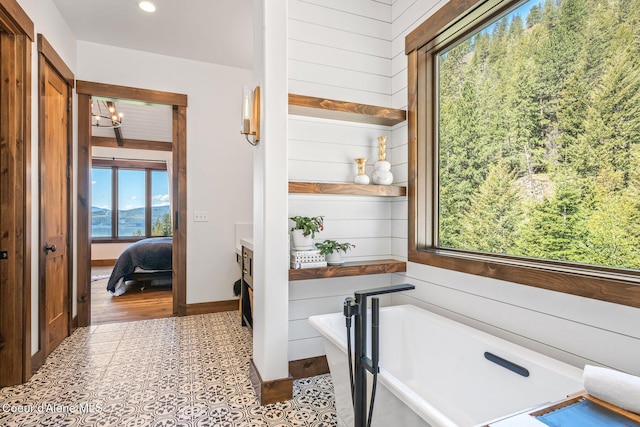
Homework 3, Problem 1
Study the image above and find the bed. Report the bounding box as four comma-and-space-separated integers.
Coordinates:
107, 237, 173, 296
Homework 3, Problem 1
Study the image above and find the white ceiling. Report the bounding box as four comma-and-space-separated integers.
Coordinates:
52, 0, 254, 70
92, 99, 173, 142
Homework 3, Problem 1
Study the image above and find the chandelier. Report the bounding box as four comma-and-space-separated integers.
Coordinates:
92, 99, 123, 128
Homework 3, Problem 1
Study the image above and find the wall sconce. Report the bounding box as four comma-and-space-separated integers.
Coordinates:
241, 86, 260, 146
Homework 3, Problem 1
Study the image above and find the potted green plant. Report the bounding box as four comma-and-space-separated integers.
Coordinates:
314, 239, 355, 265
290, 215, 324, 250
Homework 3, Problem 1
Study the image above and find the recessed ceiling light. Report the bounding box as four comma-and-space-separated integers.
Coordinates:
138, 1, 156, 13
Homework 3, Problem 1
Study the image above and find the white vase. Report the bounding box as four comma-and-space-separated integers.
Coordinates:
325, 252, 343, 265
354, 158, 370, 185
372, 160, 393, 185
291, 229, 314, 250
372, 136, 393, 185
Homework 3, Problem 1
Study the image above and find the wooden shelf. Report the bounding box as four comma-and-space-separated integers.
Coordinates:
289, 259, 406, 281
289, 181, 406, 197
288, 93, 406, 126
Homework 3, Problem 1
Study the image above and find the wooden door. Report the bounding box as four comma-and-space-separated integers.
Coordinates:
0, 31, 7, 366
0, 0, 34, 387
40, 61, 70, 356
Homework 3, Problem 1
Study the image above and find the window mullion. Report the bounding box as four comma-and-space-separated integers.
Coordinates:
145, 169, 152, 237
112, 166, 118, 239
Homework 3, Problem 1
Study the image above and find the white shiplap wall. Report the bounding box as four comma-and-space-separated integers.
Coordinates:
289, 0, 640, 373
287, 0, 399, 361
389, 0, 640, 376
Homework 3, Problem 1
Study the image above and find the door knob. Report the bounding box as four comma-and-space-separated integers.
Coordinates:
44, 243, 57, 254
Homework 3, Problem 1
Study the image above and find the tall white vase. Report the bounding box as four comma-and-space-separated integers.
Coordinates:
372, 136, 393, 185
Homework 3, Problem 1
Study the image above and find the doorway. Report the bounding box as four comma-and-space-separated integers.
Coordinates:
76, 82, 188, 326
90, 119, 173, 324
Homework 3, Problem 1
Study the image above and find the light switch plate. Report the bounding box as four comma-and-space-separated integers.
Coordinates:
194, 211, 208, 222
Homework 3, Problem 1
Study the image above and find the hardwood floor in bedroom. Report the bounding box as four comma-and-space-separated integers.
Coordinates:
91, 266, 173, 325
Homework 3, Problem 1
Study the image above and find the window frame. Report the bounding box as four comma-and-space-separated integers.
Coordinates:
405, 0, 640, 308
91, 158, 168, 242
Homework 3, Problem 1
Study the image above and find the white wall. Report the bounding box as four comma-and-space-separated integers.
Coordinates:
17, 0, 78, 355
76, 42, 254, 304
286, 0, 399, 361
389, 0, 640, 376
252, 0, 291, 382
17, 0, 254, 351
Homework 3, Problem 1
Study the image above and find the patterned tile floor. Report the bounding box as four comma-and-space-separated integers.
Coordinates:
0, 312, 337, 427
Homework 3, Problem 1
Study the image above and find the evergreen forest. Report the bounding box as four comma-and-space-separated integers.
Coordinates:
438, 0, 640, 269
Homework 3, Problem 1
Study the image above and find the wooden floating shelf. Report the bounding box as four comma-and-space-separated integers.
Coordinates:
289, 259, 407, 281
288, 93, 406, 126
289, 181, 406, 197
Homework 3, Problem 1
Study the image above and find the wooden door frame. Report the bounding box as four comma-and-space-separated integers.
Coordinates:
0, 0, 33, 386
76, 81, 188, 326
36, 34, 74, 366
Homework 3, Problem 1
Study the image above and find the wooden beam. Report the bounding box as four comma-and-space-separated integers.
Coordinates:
77, 80, 188, 107
92, 158, 167, 170
91, 135, 172, 151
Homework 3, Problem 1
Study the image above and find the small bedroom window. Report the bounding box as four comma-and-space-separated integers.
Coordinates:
91, 159, 171, 241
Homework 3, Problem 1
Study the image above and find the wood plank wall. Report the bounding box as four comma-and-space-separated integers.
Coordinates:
287, 0, 399, 362
286, 0, 640, 376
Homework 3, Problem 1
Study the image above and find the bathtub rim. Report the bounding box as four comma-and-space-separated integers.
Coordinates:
309, 303, 584, 427
309, 306, 460, 426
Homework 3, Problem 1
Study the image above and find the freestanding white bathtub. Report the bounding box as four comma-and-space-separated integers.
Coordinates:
309, 304, 583, 427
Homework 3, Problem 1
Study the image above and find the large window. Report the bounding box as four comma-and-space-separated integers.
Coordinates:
91, 159, 171, 240
406, 0, 640, 307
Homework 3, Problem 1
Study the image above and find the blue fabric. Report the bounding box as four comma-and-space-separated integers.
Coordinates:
537, 400, 640, 427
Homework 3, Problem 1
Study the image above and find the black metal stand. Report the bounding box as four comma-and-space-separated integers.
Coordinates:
344, 283, 415, 427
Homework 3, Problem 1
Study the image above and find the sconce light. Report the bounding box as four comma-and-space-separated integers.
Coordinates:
241, 86, 260, 146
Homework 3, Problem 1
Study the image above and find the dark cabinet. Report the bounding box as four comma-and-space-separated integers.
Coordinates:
241, 246, 253, 328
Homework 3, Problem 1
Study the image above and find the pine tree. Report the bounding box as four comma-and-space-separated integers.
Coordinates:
152, 213, 173, 236
580, 166, 640, 269
458, 158, 523, 254
516, 168, 587, 261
